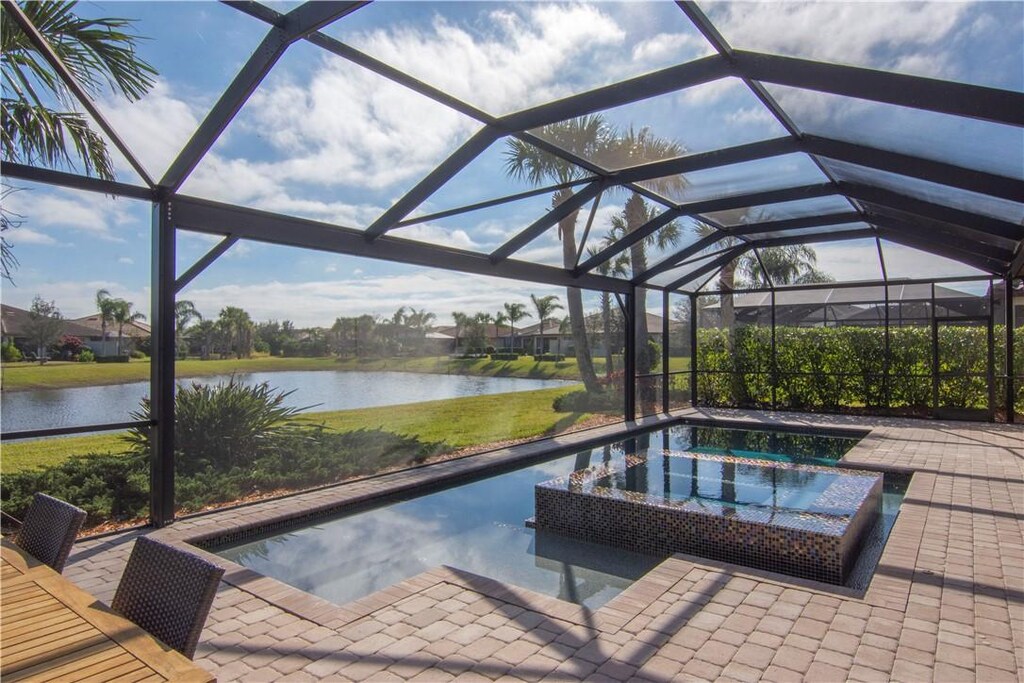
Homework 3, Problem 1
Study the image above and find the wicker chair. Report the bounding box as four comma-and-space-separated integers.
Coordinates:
14, 492, 87, 573
112, 536, 225, 659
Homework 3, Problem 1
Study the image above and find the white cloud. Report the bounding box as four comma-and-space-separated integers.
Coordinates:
118, 257, 134, 265
349, 4, 626, 115
100, 80, 202, 181
7, 228, 57, 246
3, 280, 150, 320
678, 77, 745, 105
3, 187, 137, 242
324, 263, 337, 274
705, 1, 968, 79
632, 32, 712, 64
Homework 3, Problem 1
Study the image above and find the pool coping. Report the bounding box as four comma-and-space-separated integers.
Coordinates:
144, 410, 922, 638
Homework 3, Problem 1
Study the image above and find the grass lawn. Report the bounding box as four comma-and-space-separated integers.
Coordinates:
2, 353, 691, 392
2, 385, 590, 473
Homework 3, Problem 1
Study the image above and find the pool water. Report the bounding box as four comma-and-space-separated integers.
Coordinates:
216, 423, 898, 609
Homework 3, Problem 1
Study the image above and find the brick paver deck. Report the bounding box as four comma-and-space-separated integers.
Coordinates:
62, 410, 1023, 682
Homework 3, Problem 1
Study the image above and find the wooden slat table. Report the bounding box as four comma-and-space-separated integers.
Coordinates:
1, 540, 214, 682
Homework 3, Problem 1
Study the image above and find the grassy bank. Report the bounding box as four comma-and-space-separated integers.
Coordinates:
2, 354, 691, 392
2, 385, 588, 473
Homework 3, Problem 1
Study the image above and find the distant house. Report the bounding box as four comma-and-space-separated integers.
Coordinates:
72, 313, 151, 356
0, 304, 150, 356
519, 313, 667, 356
1, 304, 100, 355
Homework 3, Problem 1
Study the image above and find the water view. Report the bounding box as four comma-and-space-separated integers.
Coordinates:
1, 370, 575, 433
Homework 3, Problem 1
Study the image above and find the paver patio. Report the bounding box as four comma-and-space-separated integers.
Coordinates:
63, 410, 1023, 682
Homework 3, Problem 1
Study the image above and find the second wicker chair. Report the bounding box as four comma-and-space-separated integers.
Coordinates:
112, 536, 225, 659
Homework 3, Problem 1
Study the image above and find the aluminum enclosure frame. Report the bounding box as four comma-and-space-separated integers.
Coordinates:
1, 0, 1021, 529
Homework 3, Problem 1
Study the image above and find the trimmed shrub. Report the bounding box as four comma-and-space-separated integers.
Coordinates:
533, 354, 565, 362
2, 341, 22, 362
553, 389, 620, 413
77, 348, 95, 363
489, 353, 520, 361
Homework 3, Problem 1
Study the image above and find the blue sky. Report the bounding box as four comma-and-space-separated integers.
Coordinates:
3, 1, 1021, 326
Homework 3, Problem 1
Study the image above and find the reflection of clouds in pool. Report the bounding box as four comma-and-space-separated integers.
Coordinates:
221, 454, 658, 608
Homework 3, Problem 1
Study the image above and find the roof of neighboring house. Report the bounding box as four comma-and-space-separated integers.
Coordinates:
73, 313, 151, 337
520, 312, 666, 337
434, 323, 508, 338
1, 304, 102, 339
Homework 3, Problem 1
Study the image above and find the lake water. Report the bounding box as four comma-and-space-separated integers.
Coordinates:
1, 371, 576, 434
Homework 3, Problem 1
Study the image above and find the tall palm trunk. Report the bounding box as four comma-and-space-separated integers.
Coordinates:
601, 291, 613, 377
554, 190, 599, 393
718, 258, 747, 405
626, 194, 655, 407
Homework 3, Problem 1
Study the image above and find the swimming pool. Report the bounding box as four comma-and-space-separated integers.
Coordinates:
215, 423, 899, 609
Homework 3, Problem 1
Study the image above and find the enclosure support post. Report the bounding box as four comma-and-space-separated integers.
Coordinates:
931, 283, 939, 414
150, 201, 177, 527
883, 283, 891, 410
1006, 276, 1015, 424
625, 287, 637, 421
662, 291, 670, 412
988, 284, 996, 421
689, 293, 698, 408
770, 290, 777, 410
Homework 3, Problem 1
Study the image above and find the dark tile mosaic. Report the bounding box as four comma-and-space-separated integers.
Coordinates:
533, 451, 882, 585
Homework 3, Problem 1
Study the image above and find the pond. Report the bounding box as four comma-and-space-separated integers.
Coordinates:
1, 371, 576, 434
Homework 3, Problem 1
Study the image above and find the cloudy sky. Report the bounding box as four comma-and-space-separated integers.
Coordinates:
3, 1, 1020, 326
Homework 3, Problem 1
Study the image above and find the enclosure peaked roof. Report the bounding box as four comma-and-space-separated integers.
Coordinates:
2, 0, 1022, 292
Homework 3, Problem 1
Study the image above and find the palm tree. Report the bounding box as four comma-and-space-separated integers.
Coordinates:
530, 294, 563, 356
190, 319, 218, 360
1, 1, 156, 179
450, 311, 470, 353
174, 300, 200, 358
505, 116, 614, 392
588, 243, 629, 377
493, 311, 509, 350
605, 127, 686, 395
218, 306, 253, 359
94, 288, 117, 346
111, 298, 145, 356
503, 302, 530, 354
741, 244, 833, 287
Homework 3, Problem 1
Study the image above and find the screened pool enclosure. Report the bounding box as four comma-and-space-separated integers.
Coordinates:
2, 0, 1021, 527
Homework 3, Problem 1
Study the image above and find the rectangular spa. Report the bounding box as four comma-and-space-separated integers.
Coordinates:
533, 452, 883, 585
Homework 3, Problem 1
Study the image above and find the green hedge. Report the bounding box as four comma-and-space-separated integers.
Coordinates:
696, 324, 1024, 414
0, 429, 444, 529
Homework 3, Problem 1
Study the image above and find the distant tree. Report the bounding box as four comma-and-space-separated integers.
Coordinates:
24, 295, 62, 362
94, 288, 117, 345
530, 294, 563, 355
494, 310, 509, 349
217, 306, 253, 359
189, 319, 218, 360
503, 301, 530, 353
741, 244, 832, 287
589, 242, 629, 376
464, 313, 491, 352
451, 311, 470, 353
174, 300, 200, 358
111, 298, 145, 356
